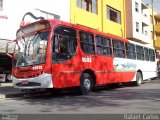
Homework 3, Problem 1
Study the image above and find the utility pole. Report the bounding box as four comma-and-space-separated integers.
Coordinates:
152, 0, 155, 47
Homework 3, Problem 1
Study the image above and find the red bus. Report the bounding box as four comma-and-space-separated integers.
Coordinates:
12, 20, 157, 94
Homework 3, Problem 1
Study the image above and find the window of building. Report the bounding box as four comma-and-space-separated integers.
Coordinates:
157, 34, 160, 40
155, 19, 160, 24
144, 31, 148, 36
0, 0, 3, 11
135, 2, 139, 12
126, 43, 136, 59
136, 45, 144, 61
142, 23, 148, 36
113, 40, 125, 58
96, 36, 112, 56
77, 0, 97, 14
80, 31, 95, 54
107, 6, 121, 24
136, 22, 139, 32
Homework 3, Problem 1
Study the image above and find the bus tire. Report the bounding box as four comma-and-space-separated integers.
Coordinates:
80, 73, 93, 95
134, 72, 143, 86
6, 74, 12, 81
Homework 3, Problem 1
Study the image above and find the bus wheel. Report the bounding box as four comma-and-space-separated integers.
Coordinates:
80, 73, 93, 95
6, 74, 12, 82
134, 72, 143, 86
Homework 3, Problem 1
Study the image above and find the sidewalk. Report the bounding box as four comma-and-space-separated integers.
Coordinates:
0, 82, 13, 87
0, 82, 21, 99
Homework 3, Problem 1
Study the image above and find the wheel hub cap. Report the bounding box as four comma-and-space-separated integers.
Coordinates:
84, 79, 91, 90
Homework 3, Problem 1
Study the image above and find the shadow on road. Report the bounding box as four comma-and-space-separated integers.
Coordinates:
3, 79, 158, 113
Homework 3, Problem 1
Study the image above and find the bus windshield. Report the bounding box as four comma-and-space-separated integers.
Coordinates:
14, 31, 49, 67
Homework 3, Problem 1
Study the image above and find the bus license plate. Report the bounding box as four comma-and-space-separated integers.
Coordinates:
22, 80, 28, 85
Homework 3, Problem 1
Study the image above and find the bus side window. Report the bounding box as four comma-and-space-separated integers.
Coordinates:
54, 36, 59, 53
80, 31, 95, 54
52, 35, 59, 61
113, 40, 125, 58
149, 49, 155, 62
126, 43, 136, 59
144, 47, 149, 61
58, 35, 68, 54
96, 35, 112, 56
52, 26, 77, 63
136, 45, 144, 61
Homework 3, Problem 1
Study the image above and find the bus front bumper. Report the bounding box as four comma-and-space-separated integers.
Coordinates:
12, 73, 53, 89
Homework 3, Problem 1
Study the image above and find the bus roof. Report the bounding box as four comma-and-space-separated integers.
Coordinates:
48, 19, 128, 43
17, 19, 128, 43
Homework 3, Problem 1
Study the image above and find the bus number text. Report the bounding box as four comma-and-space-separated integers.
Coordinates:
32, 66, 42, 70
82, 57, 92, 63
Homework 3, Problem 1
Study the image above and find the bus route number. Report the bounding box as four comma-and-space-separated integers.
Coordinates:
82, 57, 92, 63
32, 66, 42, 70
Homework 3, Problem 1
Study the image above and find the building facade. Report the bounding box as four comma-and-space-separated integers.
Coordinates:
71, 0, 126, 38
1, 0, 160, 50
0, 0, 126, 40
125, 0, 150, 44
150, 9, 160, 60
154, 14, 160, 50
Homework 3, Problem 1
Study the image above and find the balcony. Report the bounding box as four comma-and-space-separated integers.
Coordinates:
129, 32, 150, 44
155, 38, 160, 49
155, 24, 160, 33
134, 12, 150, 26
141, 3, 150, 25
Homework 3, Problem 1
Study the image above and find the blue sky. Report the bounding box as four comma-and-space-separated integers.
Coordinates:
143, 0, 160, 12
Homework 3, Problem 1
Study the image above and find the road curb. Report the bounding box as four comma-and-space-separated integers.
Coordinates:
0, 83, 13, 87
0, 94, 5, 99
0, 83, 22, 98
0, 93, 24, 99
5, 93, 24, 98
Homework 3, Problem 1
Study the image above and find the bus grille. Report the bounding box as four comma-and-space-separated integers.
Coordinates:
16, 82, 41, 87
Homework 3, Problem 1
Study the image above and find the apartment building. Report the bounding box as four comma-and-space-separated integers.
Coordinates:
125, 0, 150, 44
154, 14, 160, 50
71, 0, 102, 31
1, 0, 160, 46
71, 0, 126, 38
154, 14, 160, 60
145, 5, 160, 60
153, 11, 160, 60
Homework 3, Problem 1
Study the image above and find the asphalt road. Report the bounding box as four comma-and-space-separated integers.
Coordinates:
0, 79, 160, 115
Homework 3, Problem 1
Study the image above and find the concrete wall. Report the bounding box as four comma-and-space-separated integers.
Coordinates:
70, 0, 102, 31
